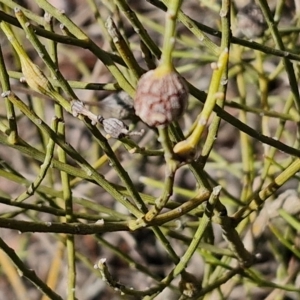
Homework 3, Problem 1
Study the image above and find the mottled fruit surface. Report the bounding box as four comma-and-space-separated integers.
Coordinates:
134, 68, 188, 127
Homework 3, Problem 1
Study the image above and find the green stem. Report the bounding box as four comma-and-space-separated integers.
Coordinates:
144, 127, 178, 222
257, 0, 300, 113
234, 158, 300, 221
162, 186, 219, 286
160, 0, 183, 67
187, 82, 300, 157
114, 0, 161, 59
34, 0, 135, 96
14, 118, 58, 202
213, 202, 254, 267
0, 237, 63, 300
173, 48, 229, 156
8, 71, 119, 91
150, 0, 219, 55
14, 8, 76, 98
106, 16, 143, 80
200, 0, 231, 166
0, 44, 18, 144
1, 92, 143, 218
0, 169, 129, 221
58, 121, 76, 300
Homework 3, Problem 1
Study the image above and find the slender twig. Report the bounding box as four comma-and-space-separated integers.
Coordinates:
213, 203, 254, 267
45, 15, 77, 298
257, 0, 300, 112
233, 158, 300, 221
8, 71, 119, 91
0, 168, 129, 221
0, 217, 129, 234
58, 121, 76, 300
114, 0, 162, 59
14, 117, 58, 202
0, 92, 143, 218
174, 48, 229, 156
200, 0, 231, 167
144, 127, 178, 222
34, 0, 135, 96
161, 186, 219, 290
0, 237, 63, 300
106, 16, 143, 80
1, 7, 300, 62
0, 43, 18, 144
147, 0, 300, 61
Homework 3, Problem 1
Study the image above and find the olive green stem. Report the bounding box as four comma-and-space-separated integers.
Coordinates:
0, 217, 129, 234
85, 122, 149, 215
58, 121, 76, 300
234, 158, 300, 221
150, 0, 220, 55
0, 168, 129, 221
45, 16, 77, 298
268, 222, 300, 258
0, 92, 143, 218
237, 71, 254, 202
14, 118, 58, 202
244, 268, 300, 293
198, 267, 243, 296
257, 0, 300, 113
8, 71, 119, 91
114, 0, 161, 59
34, 0, 135, 96
213, 201, 254, 267
121, 138, 164, 156
0, 237, 63, 300
144, 127, 178, 222
160, 0, 183, 68
15, 8, 77, 98
140, 176, 195, 198
106, 16, 143, 80
0, 21, 73, 114
161, 186, 219, 287
0, 44, 18, 144
86, 0, 115, 50
140, 40, 157, 70
224, 98, 299, 122
152, 190, 210, 225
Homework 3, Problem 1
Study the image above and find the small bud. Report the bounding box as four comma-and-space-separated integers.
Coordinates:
99, 116, 129, 139
236, 3, 267, 39
98, 116, 143, 139
71, 100, 98, 125
134, 66, 188, 127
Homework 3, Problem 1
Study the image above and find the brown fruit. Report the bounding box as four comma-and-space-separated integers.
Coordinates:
134, 66, 188, 127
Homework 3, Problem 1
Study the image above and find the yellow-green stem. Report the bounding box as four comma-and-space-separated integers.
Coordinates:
160, 0, 183, 68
